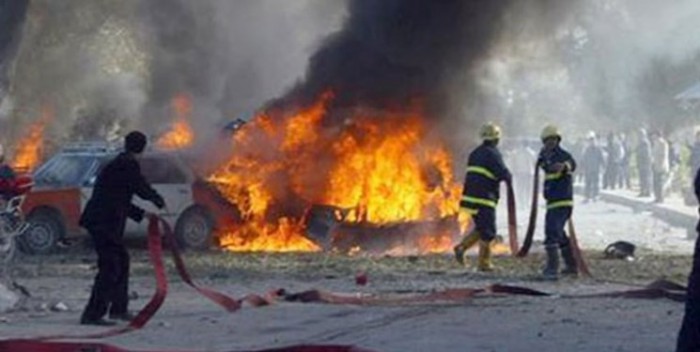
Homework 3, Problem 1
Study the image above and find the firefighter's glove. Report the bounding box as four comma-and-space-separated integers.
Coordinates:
153, 195, 166, 209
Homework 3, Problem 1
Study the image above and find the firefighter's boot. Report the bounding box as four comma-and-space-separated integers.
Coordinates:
560, 243, 579, 276
542, 245, 560, 281
453, 231, 480, 265
477, 240, 494, 272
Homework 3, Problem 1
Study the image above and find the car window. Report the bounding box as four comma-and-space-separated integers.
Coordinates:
34, 155, 99, 187
140, 156, 188, 184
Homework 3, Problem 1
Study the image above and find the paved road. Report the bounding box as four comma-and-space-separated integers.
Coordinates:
496, 189, 695, 254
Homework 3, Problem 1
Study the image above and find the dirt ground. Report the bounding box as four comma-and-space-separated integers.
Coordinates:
0, 248, 693, 352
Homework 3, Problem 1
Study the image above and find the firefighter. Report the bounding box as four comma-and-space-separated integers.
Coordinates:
79, 131, 165, 326
676, 169, 700, 352
538, 125, 578, 281
453, 123, 512, 272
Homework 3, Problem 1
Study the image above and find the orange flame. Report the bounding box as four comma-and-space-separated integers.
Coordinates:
11, 107, 53, 173
209, 92, 462, 254
157, 94, 195, 150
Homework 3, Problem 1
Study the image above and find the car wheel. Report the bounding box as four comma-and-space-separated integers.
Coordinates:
174, 206, 214, 250
18, 210, 63, 255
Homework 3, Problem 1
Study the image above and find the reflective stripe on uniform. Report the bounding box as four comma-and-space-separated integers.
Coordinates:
466, 166, 497, 180
459, 207, 479, 215
547, 200, 574, 209
461, 195, 497, 208
545, 172, 564, 181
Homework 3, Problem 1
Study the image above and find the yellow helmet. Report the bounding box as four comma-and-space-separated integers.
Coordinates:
540, 124, 561, 141
480, 123, 502, 141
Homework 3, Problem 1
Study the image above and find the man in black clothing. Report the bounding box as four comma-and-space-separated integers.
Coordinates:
79, 131, 165, 326
677, 169, 700, 351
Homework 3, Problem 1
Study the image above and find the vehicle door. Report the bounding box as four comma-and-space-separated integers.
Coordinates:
133, 154, 192, 234
33, 154, 105, 234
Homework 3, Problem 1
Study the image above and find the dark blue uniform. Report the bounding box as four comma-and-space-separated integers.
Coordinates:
677, 170, 700, 351
80, 152, 164, 323
538, 146, 576, 247
460, 142, 511, 242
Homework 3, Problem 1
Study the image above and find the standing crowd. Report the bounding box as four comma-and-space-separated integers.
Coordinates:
575, 129, 700, 204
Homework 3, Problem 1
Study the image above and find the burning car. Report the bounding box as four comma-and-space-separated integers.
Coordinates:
206, 94, 466, 255
18, 142, 232, 254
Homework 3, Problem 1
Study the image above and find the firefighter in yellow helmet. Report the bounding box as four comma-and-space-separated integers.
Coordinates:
453, 123, 512, 271
538, 124, 578, 280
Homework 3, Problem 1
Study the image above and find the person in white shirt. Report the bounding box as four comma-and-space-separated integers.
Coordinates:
508, 141, 536, 209
650, 131, 670, 203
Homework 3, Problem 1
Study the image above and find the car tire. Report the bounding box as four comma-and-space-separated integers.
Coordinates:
19, 210, 63, 255
174, 206, 214, 250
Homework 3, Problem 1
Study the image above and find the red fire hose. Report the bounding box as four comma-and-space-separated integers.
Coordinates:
567, 219, 591, 277
0, 215, 368, 352
0, 216, 682, 352
517, 163, 540, 257
506, 179, 519, 256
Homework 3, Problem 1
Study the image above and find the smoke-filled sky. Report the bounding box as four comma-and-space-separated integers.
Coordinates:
2, 0, 700, 148
139, 0, 345, 135
0, 0, 28, 119
1, 0, 345, 145
483, 0, 700, 136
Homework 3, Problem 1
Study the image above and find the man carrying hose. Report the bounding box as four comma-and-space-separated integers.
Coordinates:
453, 123, 512, 272
676, 168, 700, 351
79, 131, 166, 326
538, 125, 578, 281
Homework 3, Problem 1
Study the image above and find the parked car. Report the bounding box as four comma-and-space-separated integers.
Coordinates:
18, 142, 236, 254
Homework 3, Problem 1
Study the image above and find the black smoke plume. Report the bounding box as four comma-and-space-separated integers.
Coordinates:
280, 0, 509, 117
268, 0, 573, 152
